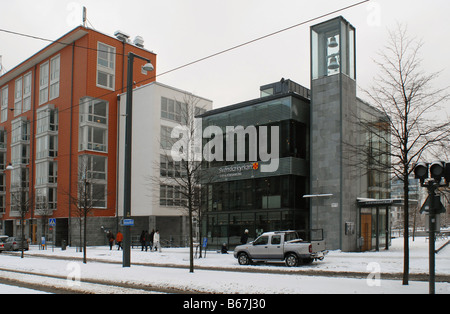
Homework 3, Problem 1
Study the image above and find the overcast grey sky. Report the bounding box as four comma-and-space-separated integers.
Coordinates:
1, 0, 449, 113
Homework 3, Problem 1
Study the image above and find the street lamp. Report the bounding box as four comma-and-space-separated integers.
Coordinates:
123, 52, 154, 268
414, 161, 449, 294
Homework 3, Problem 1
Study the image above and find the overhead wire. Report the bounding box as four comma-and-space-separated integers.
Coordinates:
1, 0, 370, 138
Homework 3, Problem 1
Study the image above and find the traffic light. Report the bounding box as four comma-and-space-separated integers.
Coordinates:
429, 161, 445, 181
445, 163, 450, 184
414, 162, 429, 183
414, 161, 450, 185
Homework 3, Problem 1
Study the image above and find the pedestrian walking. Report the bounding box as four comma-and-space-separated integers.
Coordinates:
116, 231, 123, 250
107, 231, 115, 250
140, 230, 146, 251
153, 230, 161, 252
149, 229, 155, 251
240, 229, 249, 244
144, 230, 150, 252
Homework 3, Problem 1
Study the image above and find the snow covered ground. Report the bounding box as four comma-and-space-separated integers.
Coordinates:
0, 237, 448, 294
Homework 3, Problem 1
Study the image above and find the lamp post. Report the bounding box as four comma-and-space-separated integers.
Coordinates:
122, 52, 154, 268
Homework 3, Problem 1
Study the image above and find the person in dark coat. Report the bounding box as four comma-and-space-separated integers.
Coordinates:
240, 229, 249, 245
140, 230, 146, 251
144, 230, 150, 251
149, 229, 155, 251
107, 231, 115, 250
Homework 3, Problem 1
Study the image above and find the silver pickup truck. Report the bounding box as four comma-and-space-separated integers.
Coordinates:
234, 230, 328, 267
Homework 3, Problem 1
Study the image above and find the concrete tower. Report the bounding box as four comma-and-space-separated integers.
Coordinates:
310, 17, 358, 251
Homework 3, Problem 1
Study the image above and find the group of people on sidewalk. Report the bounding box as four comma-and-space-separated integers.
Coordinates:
106, 229, 161, 252
107, 231, 123, 250
139, 229, 161, 252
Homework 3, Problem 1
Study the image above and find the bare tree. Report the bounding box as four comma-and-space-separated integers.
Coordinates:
361, 24, 450, 285
35, 192, 54, 246
150, 94, 210, 273
64, 155, 110, 263
10, 187, 33, 258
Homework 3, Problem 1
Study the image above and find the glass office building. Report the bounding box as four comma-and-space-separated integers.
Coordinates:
200, 80, 311, 249
200, 17, 391, 252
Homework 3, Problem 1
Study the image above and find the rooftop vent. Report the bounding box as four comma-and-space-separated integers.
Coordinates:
114, 30, 130, 42
133, 36, 144, 48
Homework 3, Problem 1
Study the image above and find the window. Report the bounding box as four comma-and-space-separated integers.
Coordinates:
0, 194, 5, 214
39, 56, 60, 105
271, 235, 281, 245
49, 55, 60, 100
160, 125, 174, 150
80, 99, 107, 125
160, 184, 187, 207
36, 161, 58, 186
160, 154, 186, 178
1, 86, 8, 122
161, 97, 187, 122
253, 236, 269, 245
11, 144, 30, 165
39, 61, 49, 105
0, 151, 5, 170
79, 98, 108, 152
36, 106, 58, 134
14, 77, 22, 115
35, 187, 57, 213
23, 73, 32, 112
80, 155, 107, 180
80, 126, 107, 152
11, 119, 30, 144
10, 167, 29, 190
78, 155, 107, 208
36, 135, 58, 159
97, 42, 115, 90
10, 189, 29, 213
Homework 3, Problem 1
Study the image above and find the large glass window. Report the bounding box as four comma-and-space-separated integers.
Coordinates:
79, 98, 108, 152
49, 55, 60, 100
36, 106, 58, 134
1, 86, 8, 122
36, 161, 58, 186
97, 42, 115, 90
14, 77, 22, 115
23, 73, 32, 112
35, 187, 57, 213
160, 184, 187, 207
39, 61, 49, 105
78, 155, 107, 208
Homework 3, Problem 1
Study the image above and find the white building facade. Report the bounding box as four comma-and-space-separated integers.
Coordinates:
118, 82, 212, 245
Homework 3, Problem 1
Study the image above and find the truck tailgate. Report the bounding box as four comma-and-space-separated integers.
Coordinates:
311, 240, 326, 253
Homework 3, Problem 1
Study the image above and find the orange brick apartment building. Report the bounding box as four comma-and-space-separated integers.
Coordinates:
0, 26, 156, 245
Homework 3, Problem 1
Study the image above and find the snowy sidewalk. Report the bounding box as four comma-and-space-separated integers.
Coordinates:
0, 237, 449, 294
16, 237, 450, 277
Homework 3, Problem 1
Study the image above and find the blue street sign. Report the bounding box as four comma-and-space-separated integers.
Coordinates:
202, 237, 208, 248
121, 219, 134, 226
49, 218, 56, 227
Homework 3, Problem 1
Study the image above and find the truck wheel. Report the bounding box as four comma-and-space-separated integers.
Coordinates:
285, 253, 299, 267
238, 253, 251, 265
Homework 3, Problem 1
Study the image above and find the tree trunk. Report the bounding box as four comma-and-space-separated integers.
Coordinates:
188, 190, 194, 273
21, 215, 25, 259
402, 166, 410, 285
83, 213, 87, 264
